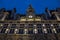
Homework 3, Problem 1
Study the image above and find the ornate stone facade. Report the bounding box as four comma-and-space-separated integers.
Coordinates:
0, 5, 60, 40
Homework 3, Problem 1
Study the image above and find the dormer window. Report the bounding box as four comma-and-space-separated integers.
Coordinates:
29, 15, 33, 18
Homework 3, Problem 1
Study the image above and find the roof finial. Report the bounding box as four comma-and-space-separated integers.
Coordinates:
27, 4, 34, 13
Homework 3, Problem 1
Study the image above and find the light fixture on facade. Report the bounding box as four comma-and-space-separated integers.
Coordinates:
0, 24, 3, 26
15, 29, 18, 34
24, 29, 28, 34
34, 25, 36, 27
51, 24, 53, 26
29, 15, 33, 18
52, 28, 57, 33
43, 28, 47, 33
42, 24, 45, 27
5, 29, 9, 33
33, 29, 38, 34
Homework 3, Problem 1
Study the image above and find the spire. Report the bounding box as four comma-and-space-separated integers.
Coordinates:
28, 4, 33, 9
27, 4, 35, 13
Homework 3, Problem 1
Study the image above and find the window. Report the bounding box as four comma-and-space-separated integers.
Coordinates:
29, 24, 33, 28
45, 24, 50, 28
37, 24, 42, 28
28, 29, 33, 34
38, 29, 43, 34
18, 29, 23, 34
19, 24, 24, 28
9, 29, 14, 34
3, 24, 8, 28
53, 24, 59, 28
11, 24, 16, 28
1, 29, 6, 33
47, 29, 52, 33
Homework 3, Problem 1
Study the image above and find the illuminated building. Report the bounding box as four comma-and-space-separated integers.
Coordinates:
0, 5, 60, 40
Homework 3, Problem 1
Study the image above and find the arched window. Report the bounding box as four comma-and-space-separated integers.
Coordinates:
18, 29, 23, 34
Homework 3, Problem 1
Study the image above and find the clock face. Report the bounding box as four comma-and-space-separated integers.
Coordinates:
29, 15, 33, 18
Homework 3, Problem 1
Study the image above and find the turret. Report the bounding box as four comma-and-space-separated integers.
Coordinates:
26, 4, 35, 18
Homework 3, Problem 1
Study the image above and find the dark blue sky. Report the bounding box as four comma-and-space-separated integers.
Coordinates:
0, 0, 60, 14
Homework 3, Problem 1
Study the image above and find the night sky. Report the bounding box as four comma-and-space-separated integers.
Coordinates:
0, 0, 60, 14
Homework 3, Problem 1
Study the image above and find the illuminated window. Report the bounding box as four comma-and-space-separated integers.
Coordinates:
29, 15, 33, 18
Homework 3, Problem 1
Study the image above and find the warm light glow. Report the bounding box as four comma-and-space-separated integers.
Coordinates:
27, 19, 34, 21
35, 19, 41, 21
20, 19, 26, 21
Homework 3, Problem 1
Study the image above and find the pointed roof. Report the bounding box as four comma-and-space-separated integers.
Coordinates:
26, 4, 35, 13
28, 4, 33, 9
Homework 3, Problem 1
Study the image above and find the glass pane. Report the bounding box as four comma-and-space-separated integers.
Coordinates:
18, 29, 23, 34
9, 29, 14, 34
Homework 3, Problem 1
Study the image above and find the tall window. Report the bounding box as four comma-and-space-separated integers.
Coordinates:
18, 29, 23, 34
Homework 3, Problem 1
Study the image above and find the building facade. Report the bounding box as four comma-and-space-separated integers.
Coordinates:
0, 5, 60, 40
